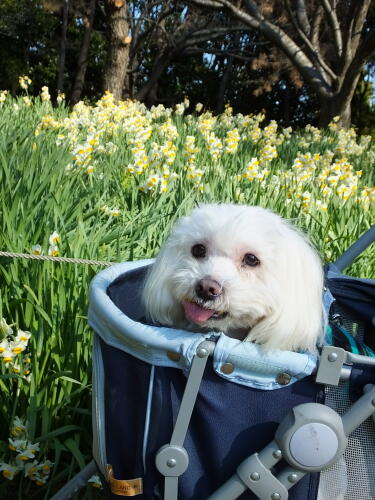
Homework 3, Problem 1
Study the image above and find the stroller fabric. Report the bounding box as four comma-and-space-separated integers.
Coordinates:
88, 258, 375, 499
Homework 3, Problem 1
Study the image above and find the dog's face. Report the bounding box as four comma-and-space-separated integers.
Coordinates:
143, 204, 324, 352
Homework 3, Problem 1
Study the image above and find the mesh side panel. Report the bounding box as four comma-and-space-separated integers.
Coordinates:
332, 303, 365, 341
318, 382, 375, 500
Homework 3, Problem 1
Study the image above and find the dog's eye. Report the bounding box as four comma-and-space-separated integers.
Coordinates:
243, 253, 260, 267
191, 244, 206, 258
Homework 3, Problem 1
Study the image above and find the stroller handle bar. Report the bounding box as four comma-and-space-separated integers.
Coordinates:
332, 225, 375, 272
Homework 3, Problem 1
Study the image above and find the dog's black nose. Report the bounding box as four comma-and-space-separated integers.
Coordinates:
195, 279, 222, 301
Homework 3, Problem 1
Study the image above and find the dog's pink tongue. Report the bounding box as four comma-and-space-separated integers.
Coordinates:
183, 300, 215, 323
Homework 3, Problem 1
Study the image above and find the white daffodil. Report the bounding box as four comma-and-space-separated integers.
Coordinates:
0, 338, 9, 353
25, 442, 40, 456
8, 438, 27, 452
1, 348, 16, 363
10, 417, 27, 437
31, 245, 42, 255
0, 318, 13, 337
39, 459, 54, 474
49, 231, 61, 245
41, 86, 51, 102
33, 473, 48, 485
48, 245, 59, 257
88, 474, 103, 489
57, 93, 65, 104
19, 75, 32, 90
15, 329, 31, 343
24, 460, 39, 479
0, 462, 21, 480
9, 340, 27, 355
16, 448, 36, 461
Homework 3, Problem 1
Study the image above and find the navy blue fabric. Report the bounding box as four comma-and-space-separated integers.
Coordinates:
326, 277, 375, 321
100, 337, 152, 498
107, 266, 148, 322
326, 275, 375, 348
350, 364, 375, 401
99, 336, 323, 499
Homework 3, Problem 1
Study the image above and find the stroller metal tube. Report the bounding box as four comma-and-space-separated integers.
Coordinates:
50, 460, 97, 500
207, 475, 247, 500
332, 225, 375, 272
207, 441, 283, 500
156, 341, 216, 500
164, 476, 178, 499
170, 341, 216, 447
341, 384, 375, 435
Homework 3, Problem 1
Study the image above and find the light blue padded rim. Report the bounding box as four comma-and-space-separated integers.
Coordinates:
88, 260, 318, 390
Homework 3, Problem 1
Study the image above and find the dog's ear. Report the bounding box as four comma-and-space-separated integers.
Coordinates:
142, 243, 179, 326
248, 224, 325, 352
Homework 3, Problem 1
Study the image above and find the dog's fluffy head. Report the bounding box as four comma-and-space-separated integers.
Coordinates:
142, 204, 324, 352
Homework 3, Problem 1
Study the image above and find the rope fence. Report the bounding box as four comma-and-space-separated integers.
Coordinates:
0, 251, 114, 267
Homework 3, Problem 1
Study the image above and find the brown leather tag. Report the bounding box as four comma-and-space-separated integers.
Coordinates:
107, 464, 143, 496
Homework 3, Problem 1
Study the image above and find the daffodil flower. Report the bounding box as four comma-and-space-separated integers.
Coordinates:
49, 231, 61, 246
39, 460, 54, 474
0, 318, 13, 337
0, 462, 21, 480
15, 329, 31, 343
88, 474, 103, 489
1, 348, 16, 363
8, 438, 27, 452
32, 244, 42, 255
0, 339, 9, 353
10, 340, 27, 355
11, 417, 27, 437
41, 86, 51, 102
34, 474, 48, 485
16, 452, 32, 462
48, 245, 59, 257
24, 460, 39, 478
19, 75, 32, 90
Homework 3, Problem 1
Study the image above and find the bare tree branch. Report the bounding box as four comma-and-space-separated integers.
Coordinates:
186, 0, 223, 7
284, 0, 337, 83
185, 47, 261, 61
310, 5, 324, 48
187, 0, 374, 125
296, 0, 311, 36
342, 0, 371, 73
318, 0, 343, 57
243, 0, 262, 20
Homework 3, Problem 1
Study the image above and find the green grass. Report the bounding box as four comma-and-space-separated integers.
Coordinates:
0, 93, 373, 498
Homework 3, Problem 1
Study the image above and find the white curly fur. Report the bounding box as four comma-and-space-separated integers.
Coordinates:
142, 204, 325, 352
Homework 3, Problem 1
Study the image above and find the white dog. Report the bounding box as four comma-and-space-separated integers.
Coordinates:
142, 204, 324, 352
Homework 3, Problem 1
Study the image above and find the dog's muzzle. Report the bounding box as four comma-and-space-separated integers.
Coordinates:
195, 278, 223, 302
182, 278, 227, 325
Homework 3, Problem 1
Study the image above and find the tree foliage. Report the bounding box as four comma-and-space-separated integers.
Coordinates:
188, 0, 375, 126
0, 0, 374, 129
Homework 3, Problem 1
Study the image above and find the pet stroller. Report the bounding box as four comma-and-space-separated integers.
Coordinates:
86, 226, 375, 500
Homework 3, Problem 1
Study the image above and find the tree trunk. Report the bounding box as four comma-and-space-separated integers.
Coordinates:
71, 0, 96, 105
216, 56, 234, 114
102, 0, 130, 100
135, 51, 172, 103
318, 94, 352, 127
283, 82, 291, 126
57, 0, 69, 94
190, 0, 374, 128
318, 70, 362, 127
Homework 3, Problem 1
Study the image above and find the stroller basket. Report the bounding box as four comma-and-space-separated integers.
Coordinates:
85, 226, 375, 500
